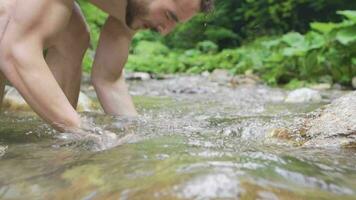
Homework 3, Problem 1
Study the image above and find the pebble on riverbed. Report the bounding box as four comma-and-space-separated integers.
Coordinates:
268, 128, 292, 140
285, 88, 322, 103
209, 69, 261, 86
0, 145, 7, 157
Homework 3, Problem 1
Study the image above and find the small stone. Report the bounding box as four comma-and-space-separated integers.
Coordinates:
3, 87, 32, 111
230, 75, 260, 86
201, 71, 210, 77
352, 77, 356, 89
4, 85, 11, 94
0, 145, 7, 157
209, 69, 232, 84
125, 72, 151, 81
285, 88, 322, 103
3, 87, 94, 112
269, 128, 292, 140
77, 92, 95, 112
332, 83, 343, 90
310, 83, 331, 90
81, 72, 91, 84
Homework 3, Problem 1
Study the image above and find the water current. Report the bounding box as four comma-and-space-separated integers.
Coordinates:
0, 76, 355, 199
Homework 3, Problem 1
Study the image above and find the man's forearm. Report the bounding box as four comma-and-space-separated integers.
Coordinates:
93, 73, 138, 116
91, 16, 137, 117
1, 41, 81, 131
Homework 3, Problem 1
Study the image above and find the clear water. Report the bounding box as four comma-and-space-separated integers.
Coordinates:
0, 77, 355, 199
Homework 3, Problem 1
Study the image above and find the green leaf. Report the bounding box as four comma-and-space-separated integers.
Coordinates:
306, 31, 325, 50
336, 26, 356, 45
337, 10, 356, 22
282, 32, 305, 47
310, 22, 341, 34
352, 58, 356, 65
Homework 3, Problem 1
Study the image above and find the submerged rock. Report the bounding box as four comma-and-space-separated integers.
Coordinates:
285, 88, 322, 103
2, 87, 95, 112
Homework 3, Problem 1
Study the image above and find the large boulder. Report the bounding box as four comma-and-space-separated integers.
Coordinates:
285, 88, 322, 103
302, 91, 356, 147
2, 87, 95, 112
269, 91, 356, 148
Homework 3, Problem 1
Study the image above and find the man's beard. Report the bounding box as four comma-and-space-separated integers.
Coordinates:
126, 0, 150, 29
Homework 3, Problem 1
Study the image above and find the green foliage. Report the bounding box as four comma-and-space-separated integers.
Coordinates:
77, 0, 107, 72
164, 0, 356, 49
127, 10, 356, 86
77, 1, 355, 86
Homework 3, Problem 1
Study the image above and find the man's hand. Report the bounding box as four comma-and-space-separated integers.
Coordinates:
55, 117, 136, 151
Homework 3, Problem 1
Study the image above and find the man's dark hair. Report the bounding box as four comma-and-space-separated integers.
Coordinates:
200, 0, 214, 13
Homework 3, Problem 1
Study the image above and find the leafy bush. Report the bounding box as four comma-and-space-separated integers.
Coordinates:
127, 10, 356, 86
164, 0, 356, 49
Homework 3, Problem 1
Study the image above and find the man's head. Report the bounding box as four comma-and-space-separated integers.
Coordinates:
127, 0, 214, 35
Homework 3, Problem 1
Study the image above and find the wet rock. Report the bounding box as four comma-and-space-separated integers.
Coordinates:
3, 87, 32, 111
268, 128, 292, 140
230, 75, 261, 86
77, 92, 95, 112
0, 145, 7, 157
209, 69, 232, 84
81, 72, 91, 85
169, 87, 208, 94
125, 72, 151, 81
285, 88, 322, 103
301, 91, 356, 148
303, 137, 356, 148
310, 83, 331, 91
332, 83, 343, 90
352, 77, 356, 89
201, 71, 210, 77
3, 87, 95, 112
4, 85, 11, 94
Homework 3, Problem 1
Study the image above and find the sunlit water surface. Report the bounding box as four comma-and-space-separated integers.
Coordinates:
0, 77, 355, 199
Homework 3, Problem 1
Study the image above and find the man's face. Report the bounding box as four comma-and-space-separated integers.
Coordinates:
127, 0, 200, 35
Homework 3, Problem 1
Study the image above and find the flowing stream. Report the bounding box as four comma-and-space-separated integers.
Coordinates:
0, 76, 355, 199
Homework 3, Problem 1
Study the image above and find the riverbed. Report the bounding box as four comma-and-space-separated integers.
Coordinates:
0, 75, 355, 199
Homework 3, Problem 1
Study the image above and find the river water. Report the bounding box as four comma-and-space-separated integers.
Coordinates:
0, 76, 355, 199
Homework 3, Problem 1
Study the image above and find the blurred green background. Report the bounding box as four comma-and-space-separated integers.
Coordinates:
78, 0, 356, 88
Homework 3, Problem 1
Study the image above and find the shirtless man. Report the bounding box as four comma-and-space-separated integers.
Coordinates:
0, 0, 213, 133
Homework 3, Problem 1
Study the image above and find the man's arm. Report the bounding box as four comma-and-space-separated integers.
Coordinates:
91, 16, 138, 116
0, 0, 81, 131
